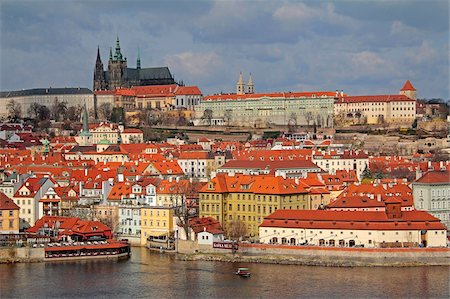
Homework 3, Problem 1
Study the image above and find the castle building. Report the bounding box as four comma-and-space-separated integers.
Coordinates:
93, 37, 176, 91
195, 73, 336, 128
334, 81, 417, 125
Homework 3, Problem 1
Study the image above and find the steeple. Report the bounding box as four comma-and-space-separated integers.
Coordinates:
236, 72, 245, 95
109, 47, 113, 61
82, 104, 89, 134
137, 47, 141, 70
247, 73, 254, 94
114, 35, 123, 61
96, 46, 102, 63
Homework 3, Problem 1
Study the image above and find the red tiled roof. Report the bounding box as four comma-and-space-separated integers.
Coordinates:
415, 170, 450, 184
400, 80, 416, 91
0, 192, 19, 210
336, 94, 414, 103
175, 86, 202, 95
260, 209, 446, 231
204, 91, 338, 101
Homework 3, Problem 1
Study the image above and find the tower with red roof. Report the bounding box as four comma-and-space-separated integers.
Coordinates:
399, 80, 417, 100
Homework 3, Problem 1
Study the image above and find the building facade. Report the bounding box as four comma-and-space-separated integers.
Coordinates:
412, 170, 450, 230
334, 81, 417, 125
0, 88, 94, 119
195, 91, 336, 128
0, 192, 20, 233
259, 204, 447, 248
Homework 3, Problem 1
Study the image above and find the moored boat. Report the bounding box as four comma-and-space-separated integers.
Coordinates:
44, 240, 131, 261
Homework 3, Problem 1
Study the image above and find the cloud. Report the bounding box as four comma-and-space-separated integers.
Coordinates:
406, 41, 437, 65
164, 51, 224, 82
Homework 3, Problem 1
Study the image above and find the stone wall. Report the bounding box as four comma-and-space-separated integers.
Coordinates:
178, 242, 450, 266
0, 247, 45, 263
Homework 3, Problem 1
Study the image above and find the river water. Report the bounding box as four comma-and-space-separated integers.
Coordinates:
0, 247, 448, 298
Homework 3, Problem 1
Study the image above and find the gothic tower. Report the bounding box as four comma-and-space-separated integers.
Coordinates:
93, 46, 106, 90
108, 36, 128, 90
236, 72, 245, 95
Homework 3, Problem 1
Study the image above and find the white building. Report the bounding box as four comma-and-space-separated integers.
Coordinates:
311, 150, 369, 180
412, 170, 450, 230
259, 202, 447, 248
0, 88, 94, 119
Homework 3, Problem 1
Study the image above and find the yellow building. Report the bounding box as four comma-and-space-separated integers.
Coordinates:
199, 173, 310, 238
140, 207, 174, 246
0, 192, 20, 233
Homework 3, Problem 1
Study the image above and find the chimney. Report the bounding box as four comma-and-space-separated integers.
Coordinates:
376, 194, 381, 202
335, 90, 339, 98
295, 177, 299, 185
439, 161, 444, 170
340, 90, 344, 97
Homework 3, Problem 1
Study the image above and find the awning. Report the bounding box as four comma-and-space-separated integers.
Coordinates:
148, 231, 169, 237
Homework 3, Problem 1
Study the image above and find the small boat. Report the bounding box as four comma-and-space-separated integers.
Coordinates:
235, 268, 251, 277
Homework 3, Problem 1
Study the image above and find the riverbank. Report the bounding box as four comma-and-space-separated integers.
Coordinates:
176, 241, 450, 267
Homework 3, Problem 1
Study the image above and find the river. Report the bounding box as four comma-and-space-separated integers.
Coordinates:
0, 247, 448, 298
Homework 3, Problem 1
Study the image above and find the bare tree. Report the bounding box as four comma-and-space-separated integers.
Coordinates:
97, 103, 113, 121
224, 109, 233, 127
28, 102, 41, 119
202, 109, 213, 126
288, 112, 297, 132
51, 97, 67, 121
226, 219, 248, 241
169, 180, 202, 241
66, 105, 83, 122
305, 111, 313, 126
6, 100, 22, 121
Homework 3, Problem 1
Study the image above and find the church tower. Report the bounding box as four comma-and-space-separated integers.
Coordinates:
76, 104, 93, 146
93, 46, 106, 91
247, 73, 254, 94
236, 72, 245, 95
108, 36, 128, 90
399, 80, 417, 100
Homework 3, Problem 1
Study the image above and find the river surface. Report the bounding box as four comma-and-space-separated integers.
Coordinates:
0, 247, 449, 298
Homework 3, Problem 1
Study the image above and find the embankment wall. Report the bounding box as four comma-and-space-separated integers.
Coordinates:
177, 241, 450, 266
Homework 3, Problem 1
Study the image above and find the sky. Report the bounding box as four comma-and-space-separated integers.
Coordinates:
1, 0, 449, 99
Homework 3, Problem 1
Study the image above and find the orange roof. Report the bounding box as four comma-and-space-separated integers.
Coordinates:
260, 210, 446, 231
336, 94, 414, 104
204, 91, 337, 101
200, 173, 308, 195
400, 80, 416, 91
0, 192, 19, 210
175, 86, 202, 95
415, 170, 450, 184
132, 84, 178, 97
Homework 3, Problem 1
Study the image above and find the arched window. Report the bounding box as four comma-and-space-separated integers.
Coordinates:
281, 237, 287, 244
271, 237, 278, 244
290, 238, 296, 245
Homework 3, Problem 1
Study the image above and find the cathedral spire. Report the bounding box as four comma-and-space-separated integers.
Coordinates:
96, 46, 102, 63
137, 47, 141, 70
109, 47, 113, 61
114, 35, 123, 61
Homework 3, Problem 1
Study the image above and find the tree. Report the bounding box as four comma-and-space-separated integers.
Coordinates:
202, 109, 213, 126
224, 109, 233, 127
66, 105, 83, 122
6, 100, 22, 121
226, 219, 248, 241
51, 97, 67, 121
111, 107, 125, 124
98, 103, 113, 121
37, 105, 51, 121
169, 180, 202, 241
305, 111, 313, 126
287, 112, 297, 132
28, 102, 41, 119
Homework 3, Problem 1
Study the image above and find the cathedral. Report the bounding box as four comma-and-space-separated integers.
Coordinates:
93, 37, 176, 91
